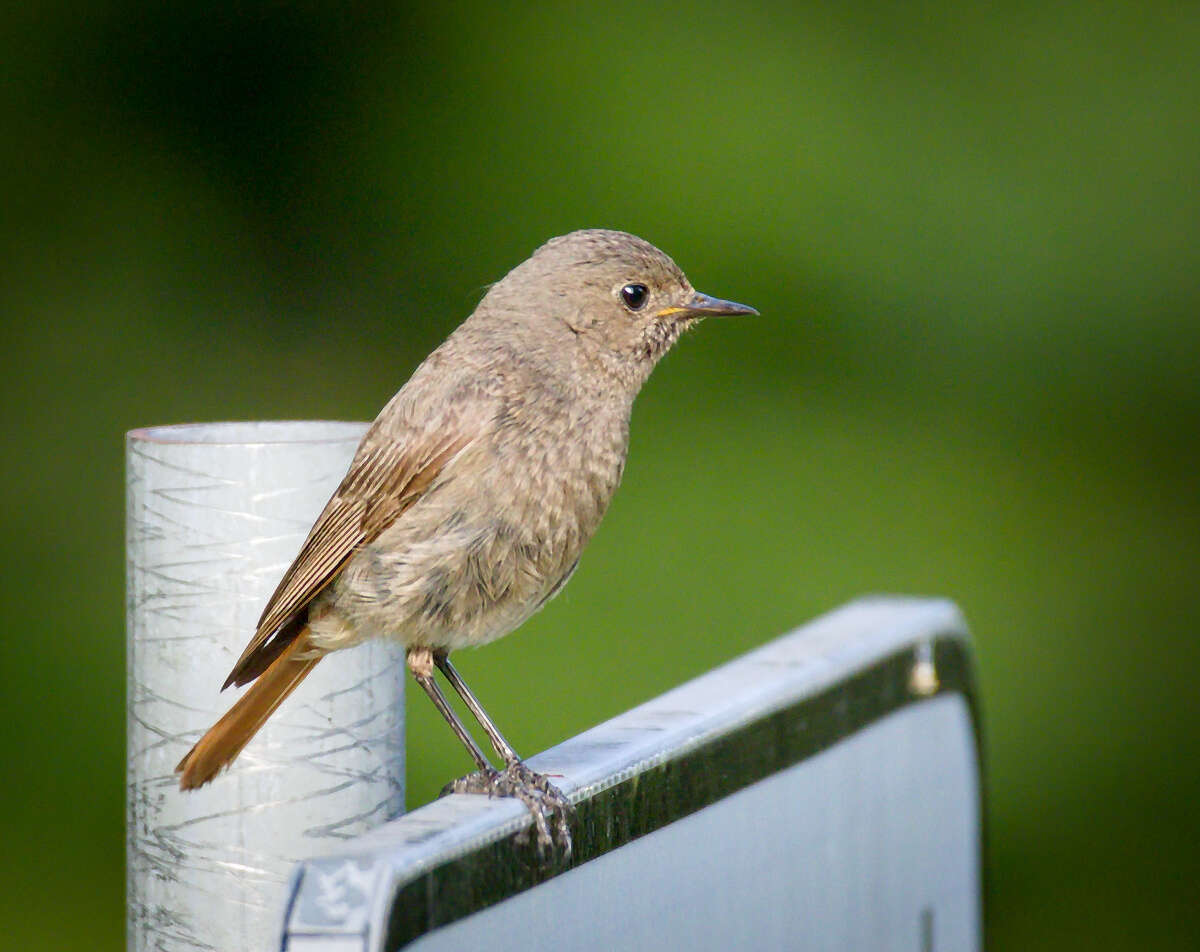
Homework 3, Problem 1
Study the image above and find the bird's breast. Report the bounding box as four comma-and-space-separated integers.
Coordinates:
318, 403, 629, 652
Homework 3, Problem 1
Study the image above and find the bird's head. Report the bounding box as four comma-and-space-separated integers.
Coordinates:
484, 229, 757, 386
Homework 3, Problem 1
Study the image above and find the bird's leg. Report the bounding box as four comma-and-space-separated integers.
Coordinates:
433, 650, 574, 857
434, 651, 519, 764
406, 647, 494, 774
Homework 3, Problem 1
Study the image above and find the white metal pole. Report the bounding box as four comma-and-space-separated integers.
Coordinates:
126, 421, 406, 952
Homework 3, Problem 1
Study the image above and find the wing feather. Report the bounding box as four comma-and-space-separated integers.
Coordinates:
223, 429, 472, 688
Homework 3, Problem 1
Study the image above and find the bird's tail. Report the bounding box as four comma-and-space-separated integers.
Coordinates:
176, 633, 321, 790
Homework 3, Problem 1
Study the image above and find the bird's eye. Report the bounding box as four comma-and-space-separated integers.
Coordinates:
620, 283, 649, 311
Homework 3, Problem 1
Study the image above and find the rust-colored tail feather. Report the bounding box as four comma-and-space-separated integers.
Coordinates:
176, 634, 321, 790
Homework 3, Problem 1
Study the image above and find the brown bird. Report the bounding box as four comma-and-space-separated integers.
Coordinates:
176, 229, 756, 851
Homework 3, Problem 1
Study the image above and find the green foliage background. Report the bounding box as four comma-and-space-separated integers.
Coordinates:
2, 2, 1198, 948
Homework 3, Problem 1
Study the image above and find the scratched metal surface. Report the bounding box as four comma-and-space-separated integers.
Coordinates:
126, 422, 406, 952
281, 597, 980, 951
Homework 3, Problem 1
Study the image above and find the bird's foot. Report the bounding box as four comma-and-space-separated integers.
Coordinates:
443, 761, 574, 858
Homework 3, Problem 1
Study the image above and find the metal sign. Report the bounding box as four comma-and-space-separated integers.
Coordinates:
283, 597, 981, 951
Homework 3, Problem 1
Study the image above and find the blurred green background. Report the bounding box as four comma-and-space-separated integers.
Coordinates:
2, 1, 1198, 948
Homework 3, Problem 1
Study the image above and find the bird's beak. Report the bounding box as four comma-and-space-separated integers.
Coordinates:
657, 291, 759, 321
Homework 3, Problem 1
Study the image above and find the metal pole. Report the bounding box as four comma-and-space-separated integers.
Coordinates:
126, 421, 405, 952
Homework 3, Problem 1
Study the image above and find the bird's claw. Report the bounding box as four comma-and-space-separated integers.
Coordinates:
442, 761, 574, 859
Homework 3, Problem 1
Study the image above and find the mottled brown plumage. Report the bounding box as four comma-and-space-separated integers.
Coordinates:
176, 229, 756, 847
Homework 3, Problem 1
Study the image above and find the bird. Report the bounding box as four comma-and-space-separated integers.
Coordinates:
175, 229, 756, 853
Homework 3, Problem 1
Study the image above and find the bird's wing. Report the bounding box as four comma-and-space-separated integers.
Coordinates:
223, 427, 473, 688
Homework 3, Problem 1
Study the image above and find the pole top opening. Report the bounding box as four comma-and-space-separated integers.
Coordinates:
127, 420, 368, 446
